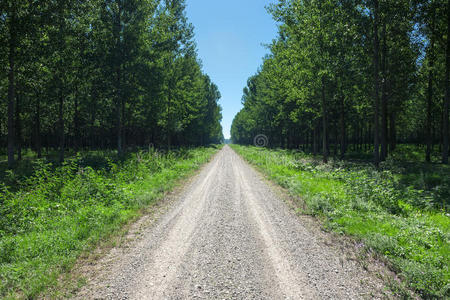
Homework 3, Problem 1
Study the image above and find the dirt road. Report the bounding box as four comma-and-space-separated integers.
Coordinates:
76, 145, 389, 299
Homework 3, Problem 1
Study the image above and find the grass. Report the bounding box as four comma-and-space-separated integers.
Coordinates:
231, 144, 449, 299
0, 145, 221, 299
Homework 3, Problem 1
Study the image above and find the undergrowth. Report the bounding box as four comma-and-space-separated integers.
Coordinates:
231, 145, 449, 299
0, 146, 220, 299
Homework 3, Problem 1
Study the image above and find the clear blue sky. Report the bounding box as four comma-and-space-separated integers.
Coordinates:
185, 0, 278, 139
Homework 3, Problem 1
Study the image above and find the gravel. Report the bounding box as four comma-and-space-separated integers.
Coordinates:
75, 145, 391, 299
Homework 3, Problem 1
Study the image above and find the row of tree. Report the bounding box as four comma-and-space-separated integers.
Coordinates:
231, 0, 449, 165
1, 0, 223, 168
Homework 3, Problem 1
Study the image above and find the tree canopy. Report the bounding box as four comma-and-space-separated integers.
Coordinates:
1, 0, 223, 166
231, 0, 449, 165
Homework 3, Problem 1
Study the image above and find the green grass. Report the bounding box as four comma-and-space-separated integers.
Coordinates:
0, 146, 221, 299
231, 144, 449, 299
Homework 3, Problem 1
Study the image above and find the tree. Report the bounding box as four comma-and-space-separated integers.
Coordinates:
443, 0, 449, 164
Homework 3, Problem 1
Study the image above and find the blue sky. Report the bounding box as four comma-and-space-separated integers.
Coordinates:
185, 0, 278, 139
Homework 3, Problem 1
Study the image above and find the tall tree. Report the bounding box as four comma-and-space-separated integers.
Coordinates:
426, 5, 436, 163
372, 0, 381, 166
6, 1, 17, 168
443, 0, 450, 164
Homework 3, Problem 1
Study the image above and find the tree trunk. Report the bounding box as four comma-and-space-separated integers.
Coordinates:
117, 95, 122, 155
389, 111, 396, 153
122, 97, 126, 150
321, 76, 328, 163
90, 84, 99, 149
15, 87, 21, 161
373, 0, 380, 167
35, 96, 42, 158
426, 8, 436, 163
356, 122, 361, 151
339, 95, 346, 158
333, 120, 338, 156
442, 0, 450, 164
59, 92, 65, 163
313, 124, 318, 155
115, 4, 123, 156
381, 23, 388, 161
167, 89, 172, 151
73, 94, 80, 152
7, 7, 16, 169
359, 122, 363, 151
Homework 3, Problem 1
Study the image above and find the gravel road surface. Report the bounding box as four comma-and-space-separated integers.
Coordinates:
75, 145, 389, 299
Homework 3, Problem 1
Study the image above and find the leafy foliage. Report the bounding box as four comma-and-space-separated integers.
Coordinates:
0, 146, 220, 298
0, 0, 223, 166
231, 0, 449, 164
232, 145, 449, 298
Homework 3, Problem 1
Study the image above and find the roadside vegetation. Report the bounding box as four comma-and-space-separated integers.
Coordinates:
231, 145, 449, 299
0, 146, 220, 299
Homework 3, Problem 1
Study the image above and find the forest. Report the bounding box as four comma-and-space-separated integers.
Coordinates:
231, 0, 449, 166
1, 0, 223, 168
